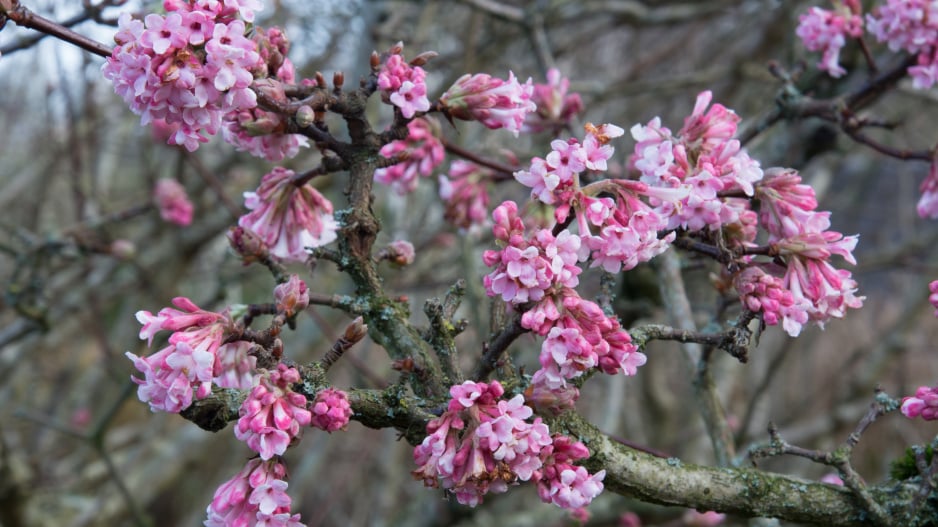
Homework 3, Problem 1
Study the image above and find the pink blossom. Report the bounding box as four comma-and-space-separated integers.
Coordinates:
524, 68, 584, 134
439, 161, 492, 229
378, 49, 431, 118
413, 380, 553, 506
374, 118, 445, 194
441, 72, 536, 136
383, 240, 416, 266
221, 52, 309, 162
239, 167, 338, 262
274, 275, 309, 318
213, 341, 257, 390
235, 364, 313, 459
154, 178, 194, 226
483, 202, 584, 304
901, 385, 938, 420
796, 5, 863, 78
734, 265, 810, 337
866, 0, 938, 88
205, 458, 307, 527
525, 369, 580, 415
534, 435, 605, 512
820, 473, 844, 486
102, 7, 262, 152
126, 341, 214, 413
310, 388, 352, 432
755, 168, 821, 241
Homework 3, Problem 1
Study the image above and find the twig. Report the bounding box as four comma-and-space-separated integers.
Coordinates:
474, 311, 527, 381
0, 0, 112, 57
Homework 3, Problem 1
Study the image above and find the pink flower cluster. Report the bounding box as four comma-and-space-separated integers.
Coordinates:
733, 265, 809, 337
441, 72, 536, 136
439, 160, 492, 230
239, 167, 338, 263
482, 201, 584, 304
751, 168, 864, 336
901, 385, 938, 421
102, 2, 264, 151
682, 510, 727, 527
629, 91, 763, 236
534, 435, 605, 515
524, 68, 584, 134
514, 123, 682, 274
378, 46, 431, 118
531, 292, 647, 392
235, 364, 312, 460
796, 2, 863, 78
154, 178, 194, 226
374, 118, 445, 194
867, 0, 938, 88
205, 458, 305, 527
413, 380, 604, 511
127, 297, 255, 412
310, 387, 352, 432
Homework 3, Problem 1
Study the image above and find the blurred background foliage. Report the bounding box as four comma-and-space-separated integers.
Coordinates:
2, 0, 938, 525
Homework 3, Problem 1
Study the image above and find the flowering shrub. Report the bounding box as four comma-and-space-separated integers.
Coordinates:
7, 0, 938, 525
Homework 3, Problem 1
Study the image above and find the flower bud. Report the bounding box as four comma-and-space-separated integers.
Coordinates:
295, 105, 315, 128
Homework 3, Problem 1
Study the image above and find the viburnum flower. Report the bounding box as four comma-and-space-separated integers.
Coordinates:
235, 364, 312, 460
733, 264, 810, 337
274, 275, 309, 318
820, 473, 845, 486
901, 385, 938, 420
128, 296, 257, 411
221, 31, 310, 162
154, 178, 194, 226
524, 68, 584, 134
629, 91, 762, 235
439, 160, 492, 230
534, 434, 605, 512
239, 167, 338, 263
865, 0, 938, 88
126, 341, 215, 413
377, 46, 431, 118
102, 4, 263, 152
205, 458, 306, 527
374, 118, 445, 195
796, 3, 864, 78
310, 388, 352, 432
412, 380, 553, 506
440, 72, 536, 136
213, 340, 257, 390
482, 201, 584, 304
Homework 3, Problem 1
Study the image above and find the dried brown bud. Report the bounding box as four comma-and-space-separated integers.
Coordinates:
271, 338, 283, 359
409, 51, 438, 67
342, 316, 368, 344
333, 71, 344, 90
370, 51, 380, 69
391, 357, 415, 372
315, 71, 326, 88
389, 41, 403, 55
